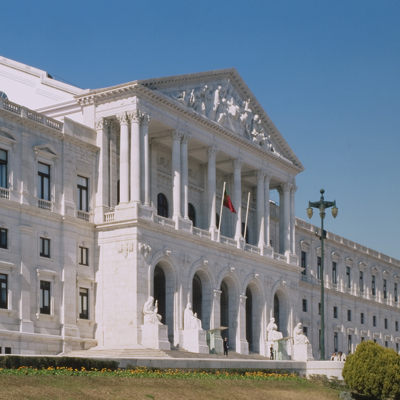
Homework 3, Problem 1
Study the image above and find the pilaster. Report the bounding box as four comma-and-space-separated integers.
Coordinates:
207, 146, 218, 238
116, 112, 129, 204
233, 159, 243, 246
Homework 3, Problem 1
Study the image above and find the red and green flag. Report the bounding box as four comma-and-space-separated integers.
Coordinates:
223, 190, 236, 213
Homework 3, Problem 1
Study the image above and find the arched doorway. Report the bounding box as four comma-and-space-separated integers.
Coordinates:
191, 269, 212, 331
220, 276, 238, 351
273, 289, 289, 338
246, 287, 253, 350
192, 273, 202, 322
153, 264, 175, 342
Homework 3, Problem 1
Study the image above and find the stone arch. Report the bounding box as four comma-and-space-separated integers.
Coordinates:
148, 250, 179, 343
244, 279, 263, 353
270, 282, 291, 338
187, 260, 215, 331
217, 269, 240, 351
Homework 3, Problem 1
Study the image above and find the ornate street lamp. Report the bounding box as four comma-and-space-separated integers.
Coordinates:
307, 189, 338, 360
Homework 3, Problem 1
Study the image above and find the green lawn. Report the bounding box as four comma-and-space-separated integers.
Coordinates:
0, 376, 345, 400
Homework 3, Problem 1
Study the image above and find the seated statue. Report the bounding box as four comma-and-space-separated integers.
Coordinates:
184, 303, 202, 330
293, 322, 310, 345
143, 296, 162, 325
267, 317, 283, 342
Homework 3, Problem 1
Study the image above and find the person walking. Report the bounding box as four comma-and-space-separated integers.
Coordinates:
223, 337, 229, 356
270, 344, 274, 360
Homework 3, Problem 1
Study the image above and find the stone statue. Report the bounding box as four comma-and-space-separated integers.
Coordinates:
266, 317, 283, 342
293, 322, 310, 345
143, 296, 162, 325
184, 303, 202, 330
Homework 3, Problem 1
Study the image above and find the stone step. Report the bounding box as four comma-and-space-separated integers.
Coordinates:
62, 348, 172, 358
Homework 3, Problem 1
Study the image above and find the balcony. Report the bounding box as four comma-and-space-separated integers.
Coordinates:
77, 210, 90, 222
0, 187, 10, 199
38, 198, 52, 211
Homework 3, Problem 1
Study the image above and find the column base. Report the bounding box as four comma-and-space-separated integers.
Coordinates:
115, 202, 139, 221
179, 330, 209, 354
140, 324, 171, 350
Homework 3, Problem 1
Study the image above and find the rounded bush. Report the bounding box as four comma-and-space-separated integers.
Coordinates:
342, 341, 400, 399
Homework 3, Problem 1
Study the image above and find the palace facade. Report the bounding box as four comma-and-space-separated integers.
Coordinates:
0, 56, 399, 357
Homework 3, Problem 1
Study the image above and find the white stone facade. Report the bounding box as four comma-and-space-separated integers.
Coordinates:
0, 56, 399, 358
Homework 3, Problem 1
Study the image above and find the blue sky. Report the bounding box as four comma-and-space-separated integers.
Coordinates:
2, 0, 400, 258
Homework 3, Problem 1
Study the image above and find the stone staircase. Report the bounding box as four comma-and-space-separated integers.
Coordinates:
62, 346, 269, 360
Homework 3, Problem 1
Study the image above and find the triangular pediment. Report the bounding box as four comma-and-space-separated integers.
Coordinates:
138, 69, 304, 170
33, 144, 60, 159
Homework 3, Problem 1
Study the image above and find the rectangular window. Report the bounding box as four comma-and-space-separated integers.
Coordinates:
40, 238, 50, 258
303, 326, 308, 337
0, 273, 7, 309
385, 341, 388, 348
4, 347, 11, 354
383, 279, 387, 299
348, 335, 352, 354
40, 281, 51, 315
38, 162, 50, 201
0, 149, 7, 189
347, 310, 351, 322
385, 318, 388, 329
396, 343, 399, 353
373, 315, 376, 327
302, 299, 307, 312
332, 262, 337, 284
374, 339, 377, 343
333, 306, 338, 319
396, 321, 398, 332
79, 247, 89, 266
346, 267, 351, 289
395, 283, 398, 303
334, 332, 338, 352
77, 176, 88, 212
301, 251, 306, 275
319, 329, 321, 351
361, 312, 364, 324
0, 228, 7, 249
318, 302, 321, 315
317, 256, 321, 280
79, 288, 89, 320
359, 271, 364, 292
372, 275, 376, 296
361, 336, 365, 342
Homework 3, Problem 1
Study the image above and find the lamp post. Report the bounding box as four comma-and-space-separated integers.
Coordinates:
307, 189, 338, 360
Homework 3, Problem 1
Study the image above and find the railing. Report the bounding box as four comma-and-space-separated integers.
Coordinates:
3, 100, 20, 115
154, 215, 175, 228
359, 290, 365, 298
332, 283, 338, 291
274, 253, 287, 262
245, 244, 261, 255
192, 227, 212, 240
301, 275, 308, 282
346, 287, 352, 295
77, 210, 90, 222
38, 198, 52, 211
46, 118, 62, 131
27, 110, 44, 123
104, 212, 115, 222
0, 187, 10, 199
220, 235, 237, 247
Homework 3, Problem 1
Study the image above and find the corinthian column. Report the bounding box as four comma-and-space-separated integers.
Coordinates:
127, 110, 142, 204
290, 184, 297, 254
116, 112, 129, 204
264, 173, 272, 248
207, 146, 218, 237
233, 159, 243, 243
282, 183, 291, 254
171, 130, 182, 221
180, 133, 191, 219
141, 114, 151, 206
150, 139, 158, 209
256, 170, 265, 249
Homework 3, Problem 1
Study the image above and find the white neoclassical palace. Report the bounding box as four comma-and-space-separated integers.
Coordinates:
0, 56, 399, 358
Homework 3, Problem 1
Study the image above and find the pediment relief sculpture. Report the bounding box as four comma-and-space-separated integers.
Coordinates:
158, 83, 278, 153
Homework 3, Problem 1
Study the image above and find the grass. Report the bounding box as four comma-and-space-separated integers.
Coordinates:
0, 367, 349, 399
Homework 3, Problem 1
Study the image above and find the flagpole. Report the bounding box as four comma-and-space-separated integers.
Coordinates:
218, 181, 226, 242
244, 192, 251, 246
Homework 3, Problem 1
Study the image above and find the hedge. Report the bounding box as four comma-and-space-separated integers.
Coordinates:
342, 341, 400, 400
0, 356, 118, 371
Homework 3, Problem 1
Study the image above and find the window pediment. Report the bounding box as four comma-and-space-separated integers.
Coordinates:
0, 128, 18, 148
371, 266, 379, 275
359, 262, 367, 271
346, 257, 354, 267
300, 240, 310, 252
332, 252, 341, 263
383, 270, 390, 278
34, 144, 60, 160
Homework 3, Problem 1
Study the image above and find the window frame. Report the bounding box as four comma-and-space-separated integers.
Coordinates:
40, 280, 51, 315
157, 193, 169, 218
0, 228, 7, 249
347, 309, 351, 322
383, 279, 387, 299
78, 246, 89, 266
373, 315, 376, 327
332, 261, 337, 284
77, 176, 89, 212
188, 203, 196, 227
79, 287, 89, 320
359, 271, 364, 292
317, 256, 321, 280
40, 237, 51, 258
0, 148, 8, 189
333, 306, 338, 319
301, 251, 307, 276
361, 312, 364, 324
372, 275, 376, 296
37, 162, 51, 201
0, 273, 7, 309
302, 299, 307, 312
346, 266, 351, 289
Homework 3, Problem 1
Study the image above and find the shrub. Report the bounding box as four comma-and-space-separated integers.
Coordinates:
342, 341, 400, 399
0, 356, 118, 371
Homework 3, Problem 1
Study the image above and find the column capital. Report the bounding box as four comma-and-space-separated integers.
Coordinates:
181, 132, 191, 144
171, 130, 183, 141
141, 113, 151, 126
149, 138, 158, 150
291, 185, 298, 194
233, 158, 244, 169
95, 117, 110, 130
127, 109, 143, 123
264, 171, 272, 182
254, 170, 266, 180
282, 182, 292, 192
207, 146, 219, 158
116, 112, 128, 125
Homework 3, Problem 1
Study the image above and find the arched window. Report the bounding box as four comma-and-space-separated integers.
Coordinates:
0, 92, 8, 100
157, 193, 168, 217
216, 213, 220, 230
188, 203, 196, 227
242, 222, 249, 243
